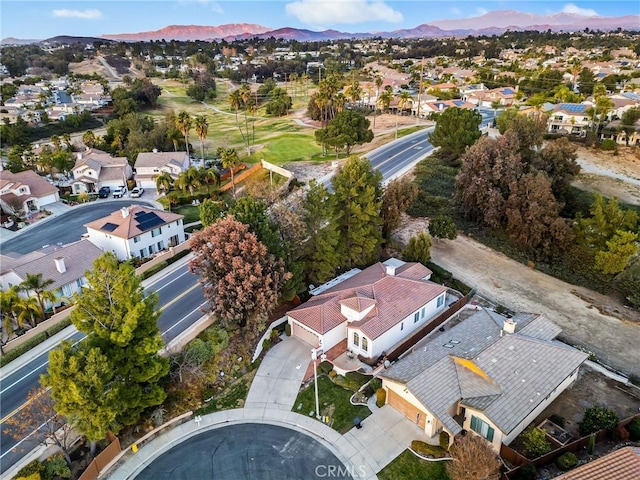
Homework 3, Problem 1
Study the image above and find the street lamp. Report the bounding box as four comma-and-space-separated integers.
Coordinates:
311, 347, 322, 419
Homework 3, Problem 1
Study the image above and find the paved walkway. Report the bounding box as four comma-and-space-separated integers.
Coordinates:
106, 336, 435, 479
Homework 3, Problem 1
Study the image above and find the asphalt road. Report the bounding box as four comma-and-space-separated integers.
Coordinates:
0, 266, 205, 474
136, 423, 353, 480
1, 200, 154, 255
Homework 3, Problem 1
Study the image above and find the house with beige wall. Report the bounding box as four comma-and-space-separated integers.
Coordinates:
287, 259, 449, 360
379, 308, 588, 451
134, 150, 189, 190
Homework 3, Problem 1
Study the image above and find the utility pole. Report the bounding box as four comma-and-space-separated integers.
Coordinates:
416, 57, 425, 123
312, 348, 320, 419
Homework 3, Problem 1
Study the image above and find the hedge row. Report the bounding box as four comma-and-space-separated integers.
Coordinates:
0, 317, 74, 368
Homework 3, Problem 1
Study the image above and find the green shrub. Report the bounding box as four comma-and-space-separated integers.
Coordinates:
579, 406, 619, 435
369, 378, 381, 391
555, 452, 578, 470
588, 433, 595, 454
376, 388, 386, 408
285, 323, 291, 336
601, 139, 617, 151
14, 459, 45, 479
514, 463, 536, 480
410, 440, 446, 458
328, 370, 337, 378
44, 454, 71, 479
45, 317, 72, 338
439, 430, 450, 450
627, 418, 640, 440
522, 427, 551, 458
549, 414, 565, 428
318, 361, 334, 374
139, 260, 169, 280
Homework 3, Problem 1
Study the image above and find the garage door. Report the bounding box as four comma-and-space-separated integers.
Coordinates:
387, 389, 426, 430
292, 322, 320, 348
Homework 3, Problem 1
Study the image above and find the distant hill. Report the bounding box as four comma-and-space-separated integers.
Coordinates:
102, 23, 271, 42
4, 10, 639, 45
43, 36, 113, 45
1, 37, 42, 45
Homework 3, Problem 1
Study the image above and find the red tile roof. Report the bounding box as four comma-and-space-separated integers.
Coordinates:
288, 262, 446, 340
554, 446, 640, 480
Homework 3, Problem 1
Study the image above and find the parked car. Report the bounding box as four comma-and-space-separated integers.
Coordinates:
112, 186, 127, 198
98, 186, 111, 198
130, 187, 144, 198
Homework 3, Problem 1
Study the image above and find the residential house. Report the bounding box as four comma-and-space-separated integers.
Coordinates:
0, 169, 59, 216
547, 103, 592, 136
421, 99, 476, 117
0, 239, 103, 307
84, 205, 185, 261
287, 258, 449, 361
554, 446, 640, 480
134, 150, 190, 190
71, 148, 132, 194
463, 86, 518, 108
379, 308, 588, 452
600, 118, 640, 146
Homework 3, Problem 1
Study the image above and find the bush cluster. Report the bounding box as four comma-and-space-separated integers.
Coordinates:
628, 417, 640, 440
375, 388, 386, 408
555, 452, 578, 470
578, 406, 619, 435
410, 440, 446, 458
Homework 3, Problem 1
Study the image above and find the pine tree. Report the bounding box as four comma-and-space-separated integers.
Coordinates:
43, 253, 168, 445
331, 156, 383, 268
302, 180, 343, 286
404, 231, 432, 265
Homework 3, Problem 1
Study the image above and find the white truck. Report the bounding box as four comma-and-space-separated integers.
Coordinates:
112, 185, 127, 198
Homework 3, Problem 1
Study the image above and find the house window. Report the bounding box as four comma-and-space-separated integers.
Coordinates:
437, 295, 444, 308
421, 307, 426, 319
414, 312, 420, 323
149, 244, 155, 254
157, 241, 164, 251
140, 248, 147, 257
470, 415, 495, 442
133, 236, 140, 243
362, 337, 368, 352
400, 322, 404, 331
151, 227, 162, 237
352, 332, 359, 347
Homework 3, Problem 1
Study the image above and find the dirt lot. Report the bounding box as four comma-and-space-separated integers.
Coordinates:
534, 367, 640, 438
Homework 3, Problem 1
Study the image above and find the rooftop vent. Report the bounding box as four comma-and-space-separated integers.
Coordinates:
443, 343, 455, 349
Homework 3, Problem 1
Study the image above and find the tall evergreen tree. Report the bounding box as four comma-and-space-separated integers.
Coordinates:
301, 180, 343, 286
331, 155, 383, 268
44, 253, 168, 446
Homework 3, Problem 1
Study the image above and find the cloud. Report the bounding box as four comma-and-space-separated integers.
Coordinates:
450, 7, 461, 15
561, 3, 598, 17
474, 7, 489, 16
285, 0, 403, 26
52, 9, 103, 20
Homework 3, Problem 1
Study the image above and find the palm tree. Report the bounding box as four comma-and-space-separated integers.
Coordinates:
345, 80, 362, 106
378, 89, 393, 114
82, 130, 97, 148
0, 287, 22, 343
19, 273, 54, 322
228, 89, 248, 152
203, 168, 220, 196
238, 84, 252, 154
374, 75, 383, 127
175, 111, 193, 165
175, 167, 203, 197
396, 91, 412, 138
16, 295, 41, 328
194, 115, 209, 162
218, 147, 240, 198
155, 172, 174, 195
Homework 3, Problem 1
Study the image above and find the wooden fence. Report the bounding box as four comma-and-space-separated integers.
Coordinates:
501, 412, 640, 479
219, 163, 262, 192
386, 290, 474, 363
78, 433, 120, 480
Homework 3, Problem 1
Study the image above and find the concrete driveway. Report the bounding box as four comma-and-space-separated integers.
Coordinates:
245, 336, 311, 411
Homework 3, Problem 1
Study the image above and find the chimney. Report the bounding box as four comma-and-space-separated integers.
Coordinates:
121, 207, 129, 218
54, 257, 66, 273
503, 318, 516, 334
77, 152, 83, 160
152, 148, 158, 153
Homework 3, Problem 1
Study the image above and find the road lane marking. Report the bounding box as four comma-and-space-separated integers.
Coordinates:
162, 302, 208, 337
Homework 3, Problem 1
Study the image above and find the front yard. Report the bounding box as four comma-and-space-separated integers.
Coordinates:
378, 450, 449, 480
293, 375, 371, 434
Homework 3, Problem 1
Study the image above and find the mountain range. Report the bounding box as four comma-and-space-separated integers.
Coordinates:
2, 9, 639, 45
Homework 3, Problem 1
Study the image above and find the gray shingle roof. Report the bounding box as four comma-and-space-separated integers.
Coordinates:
380, 308, 588, 436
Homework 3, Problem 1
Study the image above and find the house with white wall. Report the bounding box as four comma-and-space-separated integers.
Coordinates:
287, 259, 449, 360
71, 148, 132, 194
134, 150, 189, 190
547, 103, 592, 136
0, 239, 103, 307
379, 308, 588, 451
84, 205, 185, 261
0, 169, 59, 216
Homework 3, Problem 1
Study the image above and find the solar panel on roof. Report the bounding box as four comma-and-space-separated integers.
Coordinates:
101, 222, 118, 232
136, 212, 165, 231
453, 100, 464, 106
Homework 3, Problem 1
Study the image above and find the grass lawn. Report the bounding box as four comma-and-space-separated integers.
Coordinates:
293, 375, 371, 434
247, 133, 322, 164
331, 370, 372, 391
195, 369, 257, 415
173, 204, 201, 224
378, 450, 450, 480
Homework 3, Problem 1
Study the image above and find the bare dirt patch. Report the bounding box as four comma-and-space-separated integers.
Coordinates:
573, 173, 640, 206
68, 58, 110, 77
534, 367, 640, 438
575, 145, 640, 181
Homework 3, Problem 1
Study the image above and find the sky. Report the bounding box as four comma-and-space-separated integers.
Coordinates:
1, 0, 639, 40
